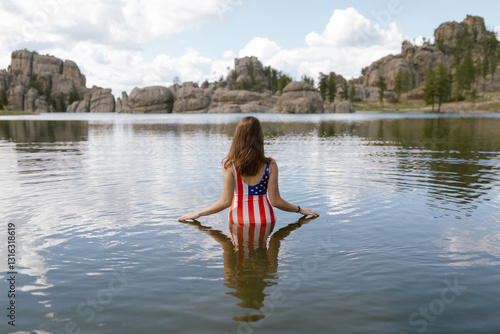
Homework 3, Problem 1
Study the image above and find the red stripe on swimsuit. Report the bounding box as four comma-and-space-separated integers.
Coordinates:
229, 161, 275, 225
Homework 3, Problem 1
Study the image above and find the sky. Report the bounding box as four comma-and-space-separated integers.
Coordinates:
1, 0, 500, 96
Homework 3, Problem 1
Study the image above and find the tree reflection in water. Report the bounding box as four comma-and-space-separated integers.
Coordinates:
181, 216, 317, 322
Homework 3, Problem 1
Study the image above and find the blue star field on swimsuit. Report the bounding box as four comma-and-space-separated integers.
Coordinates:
248, 166, 269, 196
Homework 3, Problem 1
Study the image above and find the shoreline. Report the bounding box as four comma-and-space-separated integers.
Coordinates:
1, 97, 499, 117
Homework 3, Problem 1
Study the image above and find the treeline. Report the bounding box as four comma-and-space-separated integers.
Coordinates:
0, 73, 83, 111
422, 31, 499, 111
318, 72, 356, 103
232, 62, 294, 94
376, 23, 500, 112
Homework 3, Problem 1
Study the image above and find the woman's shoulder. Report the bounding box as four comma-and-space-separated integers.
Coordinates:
222, 158, 234, 171
267, 157, 277, 164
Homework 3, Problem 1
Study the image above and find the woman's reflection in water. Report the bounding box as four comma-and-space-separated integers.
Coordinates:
181, 215, 318, 322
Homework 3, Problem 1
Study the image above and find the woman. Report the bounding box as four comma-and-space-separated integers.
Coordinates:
178, 116, 319, 223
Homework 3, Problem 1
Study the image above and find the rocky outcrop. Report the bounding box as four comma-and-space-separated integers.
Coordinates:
32, 53, 63, 76
435, 15, 490, 50
7, 85, 26, 111
63, 60, 86, 93
67, 94, 90, 113
351, 84, 380, 102
115, 92, 131, 113
89, 86, 114, 113
335, 101, 354, 113
273, 81, 323, 114
173, 82, 211, 113
228, 56, 266, 90
208, 88, 276, 113
4, 50, 90, 112
9, 50, 34, 76
360, 45, 450, 90
67, 86, 114, 113
359, 15, 495, 92
24, 88, 38, 112
51, 74, 77, 97
128, 86, 174, 113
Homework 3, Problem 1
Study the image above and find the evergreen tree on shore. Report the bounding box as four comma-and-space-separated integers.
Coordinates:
327, 73, 336, 103
423, 68, 437, 111
0, 87, 8, 110
376, 75, 386, 105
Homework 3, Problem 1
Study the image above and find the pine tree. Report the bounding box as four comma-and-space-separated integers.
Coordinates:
340, 80, 349, 100
491, 54, 498, 82
435, 62, 452, 112
461, 53, 475, 91
403, 71, 412, 93
301, 74, 314, 87
327, 72, 336, 103
376, 75, 386, 105
349, 81, 356, 102
394, 70, 403, 101
482, 56, 490, 79
0, 87, 8, 110
423, 68, 437, 111
318, 73, 328, 101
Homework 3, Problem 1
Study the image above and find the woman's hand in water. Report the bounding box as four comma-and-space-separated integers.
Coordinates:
299, 207, 319, 217
178, 212, 200, 222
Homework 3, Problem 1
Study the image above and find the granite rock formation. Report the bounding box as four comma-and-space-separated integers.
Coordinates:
128, 86, 174, 113
4, 50, 90, 112
358, 15, 496, 91
208, 88, 277, 113
273, 81, 323, 114
173, 82, 211, 113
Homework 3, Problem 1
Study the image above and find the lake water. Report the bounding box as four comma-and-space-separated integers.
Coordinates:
0, 112, 499, 334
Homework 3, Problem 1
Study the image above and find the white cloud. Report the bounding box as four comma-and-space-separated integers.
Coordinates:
305, 7, 402, 48
0, 0, 239, 94
223, 50, 236, 59
238, 7, 403, 80
239, 37, 281, 61
0, 4, 403, 96
413, 35, 435, 46
45, 43, 232, 95
0, 0, 238, 46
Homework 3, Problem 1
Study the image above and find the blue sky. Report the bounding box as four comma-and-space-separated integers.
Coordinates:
1, 0, 499, 95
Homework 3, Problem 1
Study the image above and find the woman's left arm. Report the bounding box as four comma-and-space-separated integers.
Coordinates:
178, 165, 234, 222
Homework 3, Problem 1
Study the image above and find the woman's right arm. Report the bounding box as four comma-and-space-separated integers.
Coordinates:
267, 158, 319, 217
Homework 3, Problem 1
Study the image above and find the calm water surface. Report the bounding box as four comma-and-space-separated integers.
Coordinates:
0, 113, 499, 334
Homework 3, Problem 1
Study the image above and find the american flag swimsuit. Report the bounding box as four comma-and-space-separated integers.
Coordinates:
229, 160, 276, 225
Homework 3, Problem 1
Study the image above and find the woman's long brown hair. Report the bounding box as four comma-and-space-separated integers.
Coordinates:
224, 116, 268, 176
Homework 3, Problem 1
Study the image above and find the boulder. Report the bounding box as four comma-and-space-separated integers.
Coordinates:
173, 82, 210, 113
273, 81, 323, 114
115, 92, 131, 113
89, 86, 114, 113
7, 85, 26, 111
208, 88, 275, 113
24, 88, 39, 112
128, 85, 174, 113
67, 94, 90, 113
352, 84, 379, 102
35, 97, 51, 113
335, 101, 354, 113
